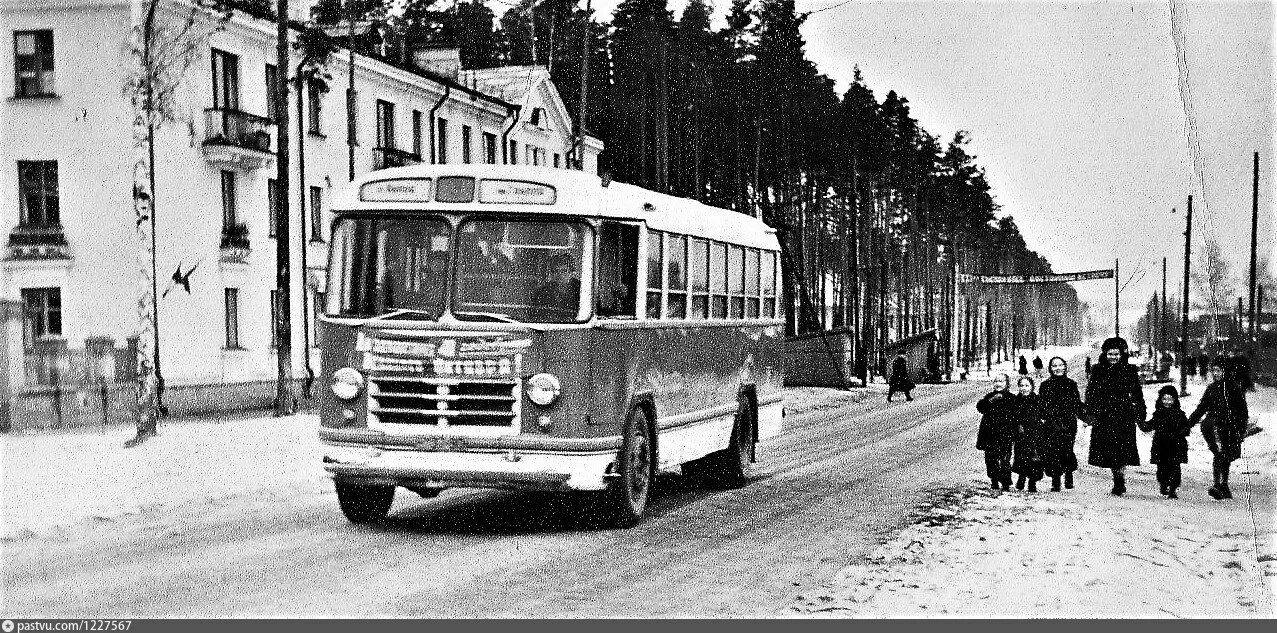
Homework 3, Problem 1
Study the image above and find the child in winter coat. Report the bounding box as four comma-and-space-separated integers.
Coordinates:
1147, 385, 1191, 499
1012, 376, 1044, 492
976, 373, 1016, 491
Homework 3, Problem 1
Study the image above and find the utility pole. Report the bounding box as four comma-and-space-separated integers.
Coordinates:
1248, 151, 1259, 345
1179, 197, 1193, 397
274, 0, 295, 415
574, 0, 592, 170
1161, 257, 1168, 354
1114, 258, 1120, 337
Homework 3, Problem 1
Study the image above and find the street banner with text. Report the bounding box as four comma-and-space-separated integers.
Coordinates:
956, 269, 1115, 284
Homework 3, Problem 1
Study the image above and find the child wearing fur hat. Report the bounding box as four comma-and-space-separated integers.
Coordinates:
1147, 385, 1191, 499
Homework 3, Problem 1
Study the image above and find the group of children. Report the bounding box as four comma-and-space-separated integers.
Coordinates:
976, 341, 1251, 500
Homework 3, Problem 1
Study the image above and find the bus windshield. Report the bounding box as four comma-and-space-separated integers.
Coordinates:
454, 219, 591, 324
327, 216, 452, 320
327, 216, 592, 324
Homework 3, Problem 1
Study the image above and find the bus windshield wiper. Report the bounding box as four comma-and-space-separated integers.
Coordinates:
452, 311, 543, 330
352, 309, 439, 327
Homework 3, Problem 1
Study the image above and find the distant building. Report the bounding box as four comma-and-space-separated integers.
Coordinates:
0, 0, 602, 428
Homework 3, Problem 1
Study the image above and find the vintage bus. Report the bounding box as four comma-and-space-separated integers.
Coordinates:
317, 165, 785, 526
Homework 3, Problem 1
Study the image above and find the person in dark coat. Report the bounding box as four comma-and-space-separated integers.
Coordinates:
1032, 355, 1044, 376
976, 373, 1017, 491
1188, 356, 1250, 500
1018, 355, 1029, 376
887, 353, 915, 402
1197, 353, 1209, 381
1229, 348, 1255, 392
1148, 385, 1191, 499
1011, 376, 1044, 492
1184, 354, 1198, 382
1084, 356, 1092, 377
1084, 336, 1146, 495
1039, 356, 1085, 491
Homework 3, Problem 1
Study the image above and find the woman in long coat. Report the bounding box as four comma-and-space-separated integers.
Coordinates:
1188, 356, 1250, 499
976, 373, 1016, 491
1011, 376, 1044, 492
1084, 336, 1146, 495
1039, 356, 1085, 491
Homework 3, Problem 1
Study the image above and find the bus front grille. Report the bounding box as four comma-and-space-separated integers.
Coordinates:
368, 376, 521, 429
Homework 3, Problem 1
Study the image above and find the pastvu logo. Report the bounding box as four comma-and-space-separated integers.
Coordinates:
2, 619, 14, 632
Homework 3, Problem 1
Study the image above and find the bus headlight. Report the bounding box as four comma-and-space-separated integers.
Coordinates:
526, 373, 561, 406
331, 367, 365, 400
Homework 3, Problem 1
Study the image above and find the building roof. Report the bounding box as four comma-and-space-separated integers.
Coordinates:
461, 66, 546, 104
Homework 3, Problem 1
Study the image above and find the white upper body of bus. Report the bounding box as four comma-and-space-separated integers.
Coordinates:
331, 164, 781, 253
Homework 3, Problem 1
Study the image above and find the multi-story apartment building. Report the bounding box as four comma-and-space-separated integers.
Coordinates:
0, 0, 602, 429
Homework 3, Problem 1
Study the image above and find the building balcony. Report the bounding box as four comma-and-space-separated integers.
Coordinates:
202, 108, 275, 171
5, 224, 70, 260
373, 146, 422, 170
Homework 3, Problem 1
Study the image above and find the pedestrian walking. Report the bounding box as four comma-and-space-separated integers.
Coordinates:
1084, 356, 1092, 377
1018, 355, 1029, 376
976, 373, 1017, 491
1188, 356, 1250, 500
1039, 356, 1085, 491
1158, 351, 1174, 381
1184, 354, 1197, 382
1032, 355, 1044, 376
1084, 336, 1146, 495
1147, 385, 1191, 499
1012, 376, 1044, 492
887, 353, 915, 402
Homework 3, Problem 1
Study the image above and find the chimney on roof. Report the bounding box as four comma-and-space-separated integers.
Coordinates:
413, 46, 462, 81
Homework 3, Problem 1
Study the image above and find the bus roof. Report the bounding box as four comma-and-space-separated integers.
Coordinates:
332, 164, 781, 251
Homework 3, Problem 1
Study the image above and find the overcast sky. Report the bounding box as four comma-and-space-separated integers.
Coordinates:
495, 0, 1274, 335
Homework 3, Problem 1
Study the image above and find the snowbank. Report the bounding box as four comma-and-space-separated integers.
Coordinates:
1, 414, 329, 540
787, 383, 1277, 618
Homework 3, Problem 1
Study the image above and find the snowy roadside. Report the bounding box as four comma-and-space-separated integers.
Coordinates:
786, 382, 1277, 618
1, 413, 331, 541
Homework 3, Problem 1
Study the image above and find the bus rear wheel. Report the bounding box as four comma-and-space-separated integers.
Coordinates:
335, 482, 395, 524
604, 407, 654, 527
705, 396, 754, 489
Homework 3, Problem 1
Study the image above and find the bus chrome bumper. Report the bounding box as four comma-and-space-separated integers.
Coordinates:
321, 442, 617, 491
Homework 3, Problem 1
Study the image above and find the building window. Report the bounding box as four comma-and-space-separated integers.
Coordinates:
224, 288, 241, 349
211, 48, 239, 110
309, 185, 323, 242
13, 30, 55, 97
220, 170, 238, 229
21, 287, 61, 347
508, 139, 517, 165
436, 118, 448, 164
375, 99, 395, 149
483, 132, 497, 164
307, 79, 323, 134
267, 178, 278, 238
553, 153, 561, 168
461, 125, 473, 164
17, 161, 59, 226
412, 110, 423, 156
264, 63, 278, 121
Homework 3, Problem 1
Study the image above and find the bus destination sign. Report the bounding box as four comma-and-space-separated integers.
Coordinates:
359, 178, 433, 202
479, 179, 557, 205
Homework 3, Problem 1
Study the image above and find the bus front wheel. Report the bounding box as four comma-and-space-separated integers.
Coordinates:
605, 407, 654, 527
335, 482, 395, 524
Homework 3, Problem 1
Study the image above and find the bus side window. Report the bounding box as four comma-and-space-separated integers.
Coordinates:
598, 223, 639, 318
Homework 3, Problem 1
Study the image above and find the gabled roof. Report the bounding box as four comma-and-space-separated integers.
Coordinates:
461, 66, 546, 104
